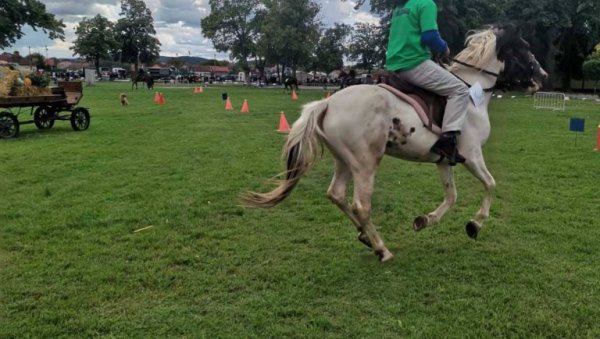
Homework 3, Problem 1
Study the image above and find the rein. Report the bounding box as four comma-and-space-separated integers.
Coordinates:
449, 59, 497, 92
452, 59, 500, 77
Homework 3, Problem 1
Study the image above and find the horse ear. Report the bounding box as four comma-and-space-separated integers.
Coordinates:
494, 26, 505, 38
515, 26, 531, 48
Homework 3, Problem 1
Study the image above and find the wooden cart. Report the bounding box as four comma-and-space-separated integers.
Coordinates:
0, 81, 90, 139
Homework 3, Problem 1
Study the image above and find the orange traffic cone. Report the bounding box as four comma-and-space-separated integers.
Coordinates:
198, 86, 204, 93
291, 90, 299, 101
225, 97, 233, 111
193, 87, 199, 93
157, 92, 165, 105
595, 124, 600, 151
154, 92, 160, 103
277, 111, 290, 133
241, 99, 249, 113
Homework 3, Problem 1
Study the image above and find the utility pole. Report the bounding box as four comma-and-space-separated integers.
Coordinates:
28, 46, 31, 70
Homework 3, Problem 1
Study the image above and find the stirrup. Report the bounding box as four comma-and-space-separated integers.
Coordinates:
431, 144, 465, 166
446, 149, 466, 166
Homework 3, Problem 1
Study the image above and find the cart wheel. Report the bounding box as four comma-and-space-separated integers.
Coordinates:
0, 112, 19, 138
70, 107, 90, 131
34, 106, 56, 129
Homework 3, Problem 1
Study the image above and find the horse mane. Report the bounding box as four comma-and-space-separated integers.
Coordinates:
449, 29, 498, 72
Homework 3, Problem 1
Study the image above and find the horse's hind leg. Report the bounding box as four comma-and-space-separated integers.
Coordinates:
413, 164, 457, 231
463, 154, 496, 239
327, 160, 371, 248
351, 168, 393, 262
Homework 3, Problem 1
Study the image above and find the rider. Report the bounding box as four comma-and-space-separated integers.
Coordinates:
386, 0, 469, 165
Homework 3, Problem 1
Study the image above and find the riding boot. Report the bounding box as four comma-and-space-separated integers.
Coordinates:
430, 131, 466, 166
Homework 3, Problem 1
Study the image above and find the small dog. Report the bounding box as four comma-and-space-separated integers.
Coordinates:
120, 93, 129, 107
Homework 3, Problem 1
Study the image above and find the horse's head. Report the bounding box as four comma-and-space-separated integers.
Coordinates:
494, 24, 548, 93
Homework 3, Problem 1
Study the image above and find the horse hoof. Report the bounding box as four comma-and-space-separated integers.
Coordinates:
358, 233, 372, 248
377, 249, 394, 263
465, 221, 481, 239
413, 215, 429, 232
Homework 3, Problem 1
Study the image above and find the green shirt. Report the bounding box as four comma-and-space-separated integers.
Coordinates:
386, 0, 439, 71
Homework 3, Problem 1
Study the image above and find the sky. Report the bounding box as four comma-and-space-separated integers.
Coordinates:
5, 0, 379, 60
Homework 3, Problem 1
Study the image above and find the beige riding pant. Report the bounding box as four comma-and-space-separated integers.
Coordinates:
395, 60, 470, 133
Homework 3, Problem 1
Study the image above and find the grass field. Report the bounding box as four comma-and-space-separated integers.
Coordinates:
1, 82, 599, 337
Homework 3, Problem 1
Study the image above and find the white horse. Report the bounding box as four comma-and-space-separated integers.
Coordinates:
243, 24, 548, 262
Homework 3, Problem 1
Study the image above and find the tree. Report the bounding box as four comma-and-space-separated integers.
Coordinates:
170, 57, 185, 72
201, 0, 261, 83
582, 58, 600, 94
12, 51, 22, 63
348, 23, 386, 72
0, 0, 65, 48
26, 52, 45, 70
71, 15, 118, 76
260, 0, 321, 77
253, 4, 288, 82
504, 0, 600, 89
114, 0, 161, 71
314, 24, 352, 75
436, 0, 506, 53
583, 45, 600, 94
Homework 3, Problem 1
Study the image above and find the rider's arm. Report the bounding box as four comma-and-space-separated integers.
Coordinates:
421, 30, 448, 54
418, 0, 447, 54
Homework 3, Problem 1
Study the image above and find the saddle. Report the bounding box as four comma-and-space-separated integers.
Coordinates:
378, 71, 447, 135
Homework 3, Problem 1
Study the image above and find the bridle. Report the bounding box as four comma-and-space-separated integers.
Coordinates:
452, 59, 500, 77
449, 59, 498, 92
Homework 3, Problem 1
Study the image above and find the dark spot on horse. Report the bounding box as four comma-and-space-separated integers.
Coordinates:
446, 183, 451, 188
386, 141, 394, 148
401, 141, 407, 145
392, 118, 400, 126
410, 127, 416, 133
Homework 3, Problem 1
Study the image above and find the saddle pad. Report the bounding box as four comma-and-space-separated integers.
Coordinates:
378, 83, 442, 135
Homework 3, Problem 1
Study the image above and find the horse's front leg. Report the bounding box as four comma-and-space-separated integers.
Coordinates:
463, 154, 496, 239
413, 164, 457, 231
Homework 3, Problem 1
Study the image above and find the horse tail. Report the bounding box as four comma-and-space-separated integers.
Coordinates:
241, 99, 328, 208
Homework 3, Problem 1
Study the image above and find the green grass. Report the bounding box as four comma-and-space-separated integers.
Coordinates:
1, 82, 599, 337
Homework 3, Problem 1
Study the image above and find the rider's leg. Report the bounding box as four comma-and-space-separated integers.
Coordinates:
394, 60, 469, 165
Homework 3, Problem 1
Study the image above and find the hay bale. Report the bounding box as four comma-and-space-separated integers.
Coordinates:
0, 67, 19, 96
14, 86, 51, 96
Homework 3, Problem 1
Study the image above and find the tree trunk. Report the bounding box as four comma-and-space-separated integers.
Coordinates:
277, 64, 280, 83
95, 57, 100, 77
539, 26, 558, 90
561, 72, 571, 91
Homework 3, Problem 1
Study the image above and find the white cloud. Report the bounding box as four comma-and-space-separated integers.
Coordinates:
4, 0, 378, 60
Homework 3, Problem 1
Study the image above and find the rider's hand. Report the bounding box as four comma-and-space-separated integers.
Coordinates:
443, 47, 450, 58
